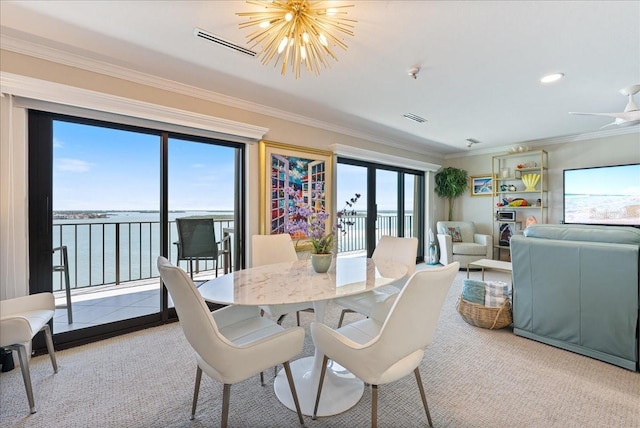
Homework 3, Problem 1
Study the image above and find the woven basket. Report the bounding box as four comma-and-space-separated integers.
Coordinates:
456, 296, 512, 329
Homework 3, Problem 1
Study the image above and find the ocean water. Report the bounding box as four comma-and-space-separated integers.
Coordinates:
564, 195, 640, 224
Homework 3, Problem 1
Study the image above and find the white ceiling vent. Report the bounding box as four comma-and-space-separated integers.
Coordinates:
403, 113, 427, 123
193, 27, 257, 57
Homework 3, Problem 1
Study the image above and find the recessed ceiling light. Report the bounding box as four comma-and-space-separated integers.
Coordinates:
540, 73, 564, 83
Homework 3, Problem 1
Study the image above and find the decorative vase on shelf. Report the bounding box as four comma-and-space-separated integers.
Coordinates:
310, 253, 332, 273
521, 173, 540, 191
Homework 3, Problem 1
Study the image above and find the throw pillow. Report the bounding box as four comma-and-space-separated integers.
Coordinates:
447, 226, 463, 242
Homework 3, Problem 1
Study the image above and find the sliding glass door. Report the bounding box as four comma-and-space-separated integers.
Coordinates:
28, 111, 244, 347
337, 158, 425, 260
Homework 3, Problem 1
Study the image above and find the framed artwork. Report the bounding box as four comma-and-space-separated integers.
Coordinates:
258, 140, 333, 249
470, 174, 494, 196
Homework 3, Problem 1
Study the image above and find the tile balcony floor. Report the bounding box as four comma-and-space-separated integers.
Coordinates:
52, 271, 216, 334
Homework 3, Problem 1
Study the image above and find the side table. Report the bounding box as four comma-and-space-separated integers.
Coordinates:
467, 258, 512, 280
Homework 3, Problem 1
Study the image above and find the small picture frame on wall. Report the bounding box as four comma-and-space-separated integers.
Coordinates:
470, 175, 493, 196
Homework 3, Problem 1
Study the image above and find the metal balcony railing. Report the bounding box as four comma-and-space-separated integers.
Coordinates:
52, 214, 413, 292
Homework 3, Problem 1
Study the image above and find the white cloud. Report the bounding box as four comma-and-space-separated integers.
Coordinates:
53, 138, 64, 149
56, 158, 93, 173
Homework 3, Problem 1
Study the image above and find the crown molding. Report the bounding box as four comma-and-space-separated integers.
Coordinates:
330, 144, 441, 172
1, 34, 439, 157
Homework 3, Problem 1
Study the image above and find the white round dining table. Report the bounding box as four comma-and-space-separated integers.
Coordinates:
197, 256, 408, 417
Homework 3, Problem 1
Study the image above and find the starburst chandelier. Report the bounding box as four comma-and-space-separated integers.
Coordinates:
237, 1, 356, 78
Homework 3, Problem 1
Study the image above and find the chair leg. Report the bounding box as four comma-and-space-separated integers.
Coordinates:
272, 314, 288, 378
312, 355, 329, 420
371, 384, 378, 428
221, 384, 231, 428
12, 344, 36, 414
190, 366, 202, 420
337, 308, 356, 328
296, 311, 301, 326
414, 367, 433, 427
283, 361, 304, 425
62, 247, 73, 324
260, 371, 264, 386
42, 325, 58, 373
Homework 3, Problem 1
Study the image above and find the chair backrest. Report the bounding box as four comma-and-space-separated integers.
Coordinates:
251, 234, 298, 267
372, 236, 419, 278
176, 217, 218, 260
373, 262, 460, 368
157, 256, 230, 362
437, 221, 476, 243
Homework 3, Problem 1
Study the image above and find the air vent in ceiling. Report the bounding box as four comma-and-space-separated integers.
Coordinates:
193, 27, 257, 57
403, 113, 427, 123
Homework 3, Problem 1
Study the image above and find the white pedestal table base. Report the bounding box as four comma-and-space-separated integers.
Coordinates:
273, 356, 364, 417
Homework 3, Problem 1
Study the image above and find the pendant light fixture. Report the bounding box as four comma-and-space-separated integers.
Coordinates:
237, 1, 356, 78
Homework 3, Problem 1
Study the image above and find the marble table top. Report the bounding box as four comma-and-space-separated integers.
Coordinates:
197, 256, 408, 306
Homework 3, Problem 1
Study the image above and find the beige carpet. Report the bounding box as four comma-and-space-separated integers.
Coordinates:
1, 268, 638, 427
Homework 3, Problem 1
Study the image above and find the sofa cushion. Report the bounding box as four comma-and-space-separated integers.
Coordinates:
453, 242, 488, 256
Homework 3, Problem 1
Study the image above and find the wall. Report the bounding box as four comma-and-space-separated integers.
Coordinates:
0, 49, 443, 299
443, 133, 640, 236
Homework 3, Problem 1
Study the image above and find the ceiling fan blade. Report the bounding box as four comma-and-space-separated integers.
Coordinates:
569, 111, 640, 122
570, 83, 640, 127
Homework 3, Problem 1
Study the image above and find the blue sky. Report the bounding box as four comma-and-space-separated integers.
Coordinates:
53, 120, 407, 212
53, 121, 235, 210
564, 164, 640, 196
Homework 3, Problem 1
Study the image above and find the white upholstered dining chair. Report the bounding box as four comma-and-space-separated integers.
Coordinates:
157, 256, 305, 427
311, 262, 460, 427
252, 234, 314, 326
0, 293, 58, 414
333, 235, 418, 327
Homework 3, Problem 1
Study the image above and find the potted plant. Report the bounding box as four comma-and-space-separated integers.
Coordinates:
434, 167, 468, 221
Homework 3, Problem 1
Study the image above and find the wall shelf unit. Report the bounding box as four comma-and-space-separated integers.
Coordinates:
492, 149, 548, 260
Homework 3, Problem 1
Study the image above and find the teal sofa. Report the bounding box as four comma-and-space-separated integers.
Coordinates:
510, 224, 640, 371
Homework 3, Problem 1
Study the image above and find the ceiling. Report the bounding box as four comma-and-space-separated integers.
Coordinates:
1, 1, 639, 157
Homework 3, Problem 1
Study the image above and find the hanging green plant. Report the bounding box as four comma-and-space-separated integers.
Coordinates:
434, 167, 469, 221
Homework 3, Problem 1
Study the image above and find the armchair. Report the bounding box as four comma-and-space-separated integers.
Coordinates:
436, 221, 492, 268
